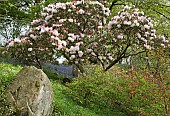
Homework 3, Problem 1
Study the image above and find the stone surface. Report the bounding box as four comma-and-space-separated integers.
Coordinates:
6, 66, 54, 116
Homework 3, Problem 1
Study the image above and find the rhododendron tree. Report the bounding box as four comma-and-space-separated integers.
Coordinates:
87, 5, 170, 71
6, 0, 110, 70
6, 1, 169, 72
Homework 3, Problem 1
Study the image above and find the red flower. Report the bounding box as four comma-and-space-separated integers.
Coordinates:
168, 85, 170, 89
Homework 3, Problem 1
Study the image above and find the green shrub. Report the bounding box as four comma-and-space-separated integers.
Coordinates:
65, 65, 169, 115
64, 65, 126, 115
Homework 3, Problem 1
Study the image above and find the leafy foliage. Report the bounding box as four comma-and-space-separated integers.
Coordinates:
65, 65, 170, 115
0, 63, 22, 115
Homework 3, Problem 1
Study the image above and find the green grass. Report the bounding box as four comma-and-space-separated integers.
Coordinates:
51, 80, 126, 116
0, 62, 22, 115
51, 81, 101, 116
0, 62, 125, 116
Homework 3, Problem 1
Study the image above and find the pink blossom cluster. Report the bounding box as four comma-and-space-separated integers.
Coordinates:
107, 5, 169, 50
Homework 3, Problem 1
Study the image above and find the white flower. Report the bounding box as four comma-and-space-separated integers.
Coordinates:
8, 41, 14, 47
68, 9, 72, 12
109, 20, 117, 25
148, 22, 153, 28
77, 9, 85, 14
44, 27, 52, 31
150, 37, 154, 40
161, 36, 166, 41
74, 46, 79, 51
108, 20, 118, 29
59, 19, 66, 23
117, 34, 124, 39
52, 43, 56, 46
91, 52, 97, 56
161, 44, 165, 48
68, 37, 74, 42
41, 13, 47, 17
52, 30, 59, 36
77, 23, 80, 26
14, 38, 21, 43
144, 44, 151, 50
68, 33, 74, 37
68, 19, 74, 22
136, 23, 139, 26
98, 56, 102, 59
30, 34, 36, 39
61, 41, 67, 46
144, 24, 150, 29
137, 33, 141, 38
28, 48, 33, 51
58, 45, 63, 50
45, 15, 52, 21
86, 48, 92, 53
80, 33, 85, 37
117, 24, 121, 28
31, 19, 41, 25
75, 61, 79, 64
140, 11, 144, 15
109, 56, 113, 60
81, 59, 84, 62
113, 16, 120, 20
76, 42, 80, 46
103, 8, 110, 16
124, 20, 131, 25
133, 8, 139, 12
124, 5, 131, 10
78, 51, 83, 57
74, 1, 83, 5
151, 29, 156, 33
140, 37, 145, 41
144, 32, 149, 37
54, 37, 60, 41
70, 55, 75, 59
98, 26, 103, 29
133, 20, 138, 24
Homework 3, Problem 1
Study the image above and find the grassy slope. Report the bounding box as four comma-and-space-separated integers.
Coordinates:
0, 62, 125, 116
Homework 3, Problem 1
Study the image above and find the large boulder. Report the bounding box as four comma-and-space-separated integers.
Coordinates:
6, 66, 54, 116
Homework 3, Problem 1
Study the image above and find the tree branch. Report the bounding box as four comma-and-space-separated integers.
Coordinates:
124, 50, 146, 58
153, 9, 170, 20
109, 0, 120, 10
105, 43, 130, 71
